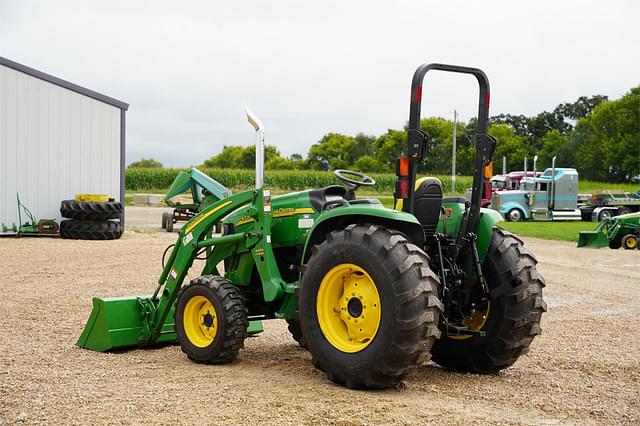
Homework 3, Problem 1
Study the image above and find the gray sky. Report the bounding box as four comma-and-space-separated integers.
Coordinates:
1, 0, 638, 167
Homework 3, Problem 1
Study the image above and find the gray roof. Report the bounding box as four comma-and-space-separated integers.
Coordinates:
0, 55, 129, 110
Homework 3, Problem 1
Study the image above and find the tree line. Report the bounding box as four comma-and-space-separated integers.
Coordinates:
132, 87, 639, 182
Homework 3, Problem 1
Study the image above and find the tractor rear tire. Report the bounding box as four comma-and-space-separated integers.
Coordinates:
59, 219, 122, 240
161, 212, 170, 229
622, 234, 638, 250
60, 200, 122, 221
299, 224, 442, 389
431, 228, 546, 373
166, 216, 174, 232
286, 318, 307, 348
175, 276, 248, 364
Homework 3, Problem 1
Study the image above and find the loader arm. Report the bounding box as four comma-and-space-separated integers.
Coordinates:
77, 187, 287, 351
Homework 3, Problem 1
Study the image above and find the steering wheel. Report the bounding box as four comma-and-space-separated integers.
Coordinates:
334, 169, 376, 191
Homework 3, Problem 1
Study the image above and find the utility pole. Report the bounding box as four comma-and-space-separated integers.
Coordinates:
451, 110, 457, 193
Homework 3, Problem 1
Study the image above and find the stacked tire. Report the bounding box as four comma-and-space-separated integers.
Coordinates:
59, 199, 123, 240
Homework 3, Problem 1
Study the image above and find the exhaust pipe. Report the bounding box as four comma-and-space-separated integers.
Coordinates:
524, 157, 527, 175
502, 156, 507, 175
533, 155, 538, 179
245, 108, 264, 188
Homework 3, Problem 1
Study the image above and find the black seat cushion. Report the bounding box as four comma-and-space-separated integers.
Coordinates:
413, 178, 443, 238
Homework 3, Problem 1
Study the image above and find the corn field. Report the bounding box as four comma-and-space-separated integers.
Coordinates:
126, 168, 475, 194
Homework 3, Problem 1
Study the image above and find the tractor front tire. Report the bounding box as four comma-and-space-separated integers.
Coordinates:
161, 212, 170, 229
609, 238, 622, 249
175, 276, 248, 364
431, 228, 546, 373
299, 224, 442, 389
286, 318, 307, 348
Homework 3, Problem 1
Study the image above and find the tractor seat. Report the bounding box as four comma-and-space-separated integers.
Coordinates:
413, 177, 443, 238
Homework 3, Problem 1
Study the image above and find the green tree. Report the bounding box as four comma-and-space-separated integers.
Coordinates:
537, 129, 567, 169
373, 129, 407, 171
352, 155, 385, 173
574, 87, 639, 182
128, 158, 163, 168
307, 133, 356, 170
489, 123, 529, 174
202, 145, 281, 169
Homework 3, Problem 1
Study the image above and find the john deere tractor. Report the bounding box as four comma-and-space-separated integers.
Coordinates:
77, 63, 546, 389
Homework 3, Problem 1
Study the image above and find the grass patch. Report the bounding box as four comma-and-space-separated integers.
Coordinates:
579, 180, 639, 193
499, 220, 597, 242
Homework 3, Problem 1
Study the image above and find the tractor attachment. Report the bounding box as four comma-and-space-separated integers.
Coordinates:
161, 168, 232, 232
1, 193, 59, 237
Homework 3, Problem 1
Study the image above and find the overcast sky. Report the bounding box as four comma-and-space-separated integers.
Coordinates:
1, 0, 638, 167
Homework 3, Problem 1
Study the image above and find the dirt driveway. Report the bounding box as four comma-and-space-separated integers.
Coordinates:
0, 207, 638, 424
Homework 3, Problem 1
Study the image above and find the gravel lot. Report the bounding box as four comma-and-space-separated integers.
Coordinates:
1, 207, 638, 425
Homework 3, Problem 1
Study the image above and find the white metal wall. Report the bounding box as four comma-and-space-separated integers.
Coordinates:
0, 64, 121, 226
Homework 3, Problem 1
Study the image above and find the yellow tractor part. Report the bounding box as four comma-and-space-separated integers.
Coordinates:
450, 303, 491, 340
75, 193, 111, 202
183, 295, 218, 348
316, 263, 381, 353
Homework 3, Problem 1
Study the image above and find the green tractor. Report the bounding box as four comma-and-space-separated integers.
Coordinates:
77, 63, 546, 389
578, 212, 640, 249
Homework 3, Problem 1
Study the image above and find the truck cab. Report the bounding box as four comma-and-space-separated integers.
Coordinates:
492, 167, 581, 221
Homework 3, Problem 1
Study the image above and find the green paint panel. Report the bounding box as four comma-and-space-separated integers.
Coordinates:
577, 231, 609, 248
247, 320, 264, 334
76, 296, 176, 352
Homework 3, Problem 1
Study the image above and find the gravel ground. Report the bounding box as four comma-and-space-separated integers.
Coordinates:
0, 207, 638, 425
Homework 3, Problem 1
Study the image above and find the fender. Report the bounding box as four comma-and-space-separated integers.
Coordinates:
498, 202, 529, 219
476, 207, 503, 261
301, 204, 424, 263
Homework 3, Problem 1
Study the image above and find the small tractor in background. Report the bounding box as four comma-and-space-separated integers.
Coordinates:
161, 168, 232, 232
578, 212, 640, 249
77, 63, 546, 390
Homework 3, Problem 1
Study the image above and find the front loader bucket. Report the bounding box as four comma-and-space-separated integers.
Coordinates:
577, 231, 609, 248
76, 296, 176, 352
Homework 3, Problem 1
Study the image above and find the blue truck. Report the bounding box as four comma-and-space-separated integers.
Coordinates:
491, 157, 582, 221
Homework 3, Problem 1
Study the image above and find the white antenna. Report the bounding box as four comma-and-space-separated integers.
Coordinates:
245, 108, 264, 188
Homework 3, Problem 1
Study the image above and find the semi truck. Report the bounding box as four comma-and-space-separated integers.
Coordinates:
491, 157, 582, 221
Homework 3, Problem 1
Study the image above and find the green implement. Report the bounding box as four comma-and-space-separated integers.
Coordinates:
578, 212, 640, 249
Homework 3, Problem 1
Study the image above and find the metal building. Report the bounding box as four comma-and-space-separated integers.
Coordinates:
0, 56, 128, 227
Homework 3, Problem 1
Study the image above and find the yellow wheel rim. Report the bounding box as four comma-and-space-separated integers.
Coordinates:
625, 237, 637, 249
450, 277, 491, 341
316, 263, 381, 353
183, 295, 218, 348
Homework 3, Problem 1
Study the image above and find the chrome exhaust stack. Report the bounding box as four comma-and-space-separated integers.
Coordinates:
245, 108, 265, 188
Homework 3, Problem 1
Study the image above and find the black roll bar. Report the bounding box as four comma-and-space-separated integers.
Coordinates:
402, 63, 495, 237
